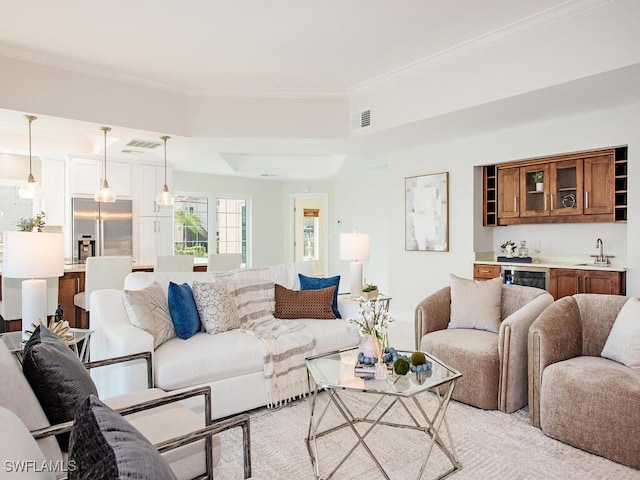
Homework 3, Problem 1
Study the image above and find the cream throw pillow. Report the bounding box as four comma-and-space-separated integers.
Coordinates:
124, 282, 176, 348
601, 297, 640, 369
448, 274, 502, 333
192, 280, 240, 335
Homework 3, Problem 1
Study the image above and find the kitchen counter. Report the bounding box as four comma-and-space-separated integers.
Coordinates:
473, 260, 627, 272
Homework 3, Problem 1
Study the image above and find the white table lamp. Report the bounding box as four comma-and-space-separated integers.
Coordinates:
3, 231, 64, 341
340, 232, 370, 298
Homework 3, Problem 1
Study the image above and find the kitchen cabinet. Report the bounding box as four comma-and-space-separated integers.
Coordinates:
69, 158, 132, 197
473, 264, 501, 281
497, 167, 520, 219
136, 164, 173, 217
135, 164, 174, 263
549, 268, 625, 299
40, 158, 66, 225
584, 154, 613, 215
58, 271, 85, 328
138, 216, 174, 265
491, 147, 620, 225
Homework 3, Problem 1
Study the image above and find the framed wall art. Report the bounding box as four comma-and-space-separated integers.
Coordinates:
405, 172, 449, 251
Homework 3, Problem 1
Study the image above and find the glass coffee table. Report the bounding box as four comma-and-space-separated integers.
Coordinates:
305, 348, 462, 480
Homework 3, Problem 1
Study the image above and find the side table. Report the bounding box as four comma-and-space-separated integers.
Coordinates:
0, 328, 93, 362
338, 292, 392, 314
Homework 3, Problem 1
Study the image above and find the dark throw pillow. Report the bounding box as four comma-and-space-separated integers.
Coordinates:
274, 284, 336, 319
298, 273, 341, 318
22, 325, 98, 451
167, 282, 201, 339
69, 395, 177, 480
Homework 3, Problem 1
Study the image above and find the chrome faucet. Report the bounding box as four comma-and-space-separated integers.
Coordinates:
592, 238, 612, 265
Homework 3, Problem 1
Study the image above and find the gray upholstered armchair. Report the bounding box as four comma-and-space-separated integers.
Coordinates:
415, 282, 553, 413
528, 294, 640, 469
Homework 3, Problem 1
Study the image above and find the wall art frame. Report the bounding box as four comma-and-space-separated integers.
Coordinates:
405, 172, 449, 252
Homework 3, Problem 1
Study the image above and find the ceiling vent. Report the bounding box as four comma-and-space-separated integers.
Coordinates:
351, 108, 371, 131
125, 139, 162, 149
121, 149, 145, 155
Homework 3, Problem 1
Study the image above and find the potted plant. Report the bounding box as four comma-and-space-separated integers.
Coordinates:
16, 211, 46, 232
361, 283, 378, 300
500, 240, 517, 258
533, 171, 544, 191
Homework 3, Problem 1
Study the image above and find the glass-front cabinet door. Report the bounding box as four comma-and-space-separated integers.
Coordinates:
550, 159, 583, 215
519, 164, 550, 217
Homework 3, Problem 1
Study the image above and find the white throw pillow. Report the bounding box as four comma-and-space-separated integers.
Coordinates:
448, 274, 502, 333
601, 297, 640, 369
192, 280, 240, 335
124, 282, 176, 348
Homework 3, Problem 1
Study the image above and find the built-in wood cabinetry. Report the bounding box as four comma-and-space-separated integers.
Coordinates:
483, 146, 627, 226
473, 264, 501, 281
549, 268, 626, 299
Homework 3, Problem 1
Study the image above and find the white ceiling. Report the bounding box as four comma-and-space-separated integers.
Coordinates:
0, 0, 637, 179
0, 0, 568, 94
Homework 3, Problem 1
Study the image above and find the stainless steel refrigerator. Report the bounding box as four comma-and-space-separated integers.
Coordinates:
72, 197, 133, 261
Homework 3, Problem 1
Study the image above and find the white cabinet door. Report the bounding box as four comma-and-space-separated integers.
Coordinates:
155, 216, 174, 256
137, 164, 173, 217
40, 158, 65, 225
70, 159, 132, 197
137, 216, 174, 264
69, 159, 100, 195
108, 162, 132, 197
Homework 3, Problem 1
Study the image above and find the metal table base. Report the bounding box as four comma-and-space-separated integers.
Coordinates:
305, 368, 461, 479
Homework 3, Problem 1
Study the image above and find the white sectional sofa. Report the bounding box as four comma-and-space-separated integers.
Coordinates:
90, 262, 361, 419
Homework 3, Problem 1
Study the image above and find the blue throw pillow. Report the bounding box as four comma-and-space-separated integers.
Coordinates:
298, 274, 341, 318
167, 282, 200, 339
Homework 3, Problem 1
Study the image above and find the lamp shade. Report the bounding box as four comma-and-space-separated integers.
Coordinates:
339, 233, 370, 261
3, 232, 64, 279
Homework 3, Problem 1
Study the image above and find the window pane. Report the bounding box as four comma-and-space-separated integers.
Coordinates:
216, 198, 246, 263
173, 195, 209, 258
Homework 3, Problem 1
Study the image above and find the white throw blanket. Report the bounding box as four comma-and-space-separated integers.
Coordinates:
233, 268, 317, 407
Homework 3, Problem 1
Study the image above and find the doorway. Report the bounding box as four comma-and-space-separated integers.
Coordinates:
290, 193, 328, 276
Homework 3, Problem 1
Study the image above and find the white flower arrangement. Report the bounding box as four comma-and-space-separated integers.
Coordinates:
500, 240, 517, 255
348, 297, 394, 341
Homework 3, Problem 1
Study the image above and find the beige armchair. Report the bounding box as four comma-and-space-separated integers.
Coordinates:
415, 284, 553, 413
528, 294, 640, 469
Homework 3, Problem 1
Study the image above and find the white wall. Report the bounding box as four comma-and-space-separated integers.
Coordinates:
350, 0, 640, 134
387, 102, 640, 314
173, 171, 285, 268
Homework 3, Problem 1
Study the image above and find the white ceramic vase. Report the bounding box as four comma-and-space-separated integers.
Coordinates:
360, 335, 381, 359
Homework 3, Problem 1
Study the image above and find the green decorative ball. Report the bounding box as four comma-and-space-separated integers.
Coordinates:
393, 357, 410, 376
410, 351, 427, 366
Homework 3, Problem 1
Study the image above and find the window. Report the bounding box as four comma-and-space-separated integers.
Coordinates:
302, 208, 319, 261
0, 184, 34, 240
173, 194, 249, 265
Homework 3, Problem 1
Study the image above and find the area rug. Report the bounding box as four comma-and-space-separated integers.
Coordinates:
213, 389, 639, 479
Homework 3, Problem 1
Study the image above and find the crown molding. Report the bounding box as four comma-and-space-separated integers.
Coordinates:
0, 45, 347, 99
348, 0, 613, 96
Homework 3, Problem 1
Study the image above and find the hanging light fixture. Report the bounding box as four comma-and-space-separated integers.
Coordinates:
94, 126, 116, 203
155, 135, 174, 206
18, 115, 41, 199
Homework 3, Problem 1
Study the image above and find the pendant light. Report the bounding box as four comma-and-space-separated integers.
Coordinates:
94, 126, 117, 203
155, 135, 174, 206
18, 115, 41, 199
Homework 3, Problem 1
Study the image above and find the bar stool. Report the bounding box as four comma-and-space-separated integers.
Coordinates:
74, 256, 132, 329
